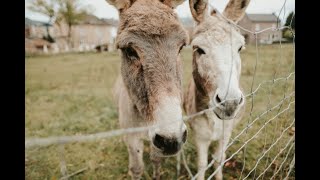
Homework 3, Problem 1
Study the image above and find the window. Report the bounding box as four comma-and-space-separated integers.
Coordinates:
79, 29, 85, 37
272, 23, 276, 29
30, 26, 35, 37
255, 24, 260, 31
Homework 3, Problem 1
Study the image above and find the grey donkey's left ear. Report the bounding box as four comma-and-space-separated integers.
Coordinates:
223, 0, 250, 23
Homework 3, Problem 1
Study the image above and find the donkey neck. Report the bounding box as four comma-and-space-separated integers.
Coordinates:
191, 58, 215, 112
193, 78, 211, 112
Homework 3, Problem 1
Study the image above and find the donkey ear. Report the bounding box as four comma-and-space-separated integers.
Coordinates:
222, 0, 250, 23
105, 0, 136, 13
189, 0, 208, 23
160, 0, 186, 8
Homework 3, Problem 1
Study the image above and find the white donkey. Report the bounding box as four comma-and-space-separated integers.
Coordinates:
183, 0, 250, 179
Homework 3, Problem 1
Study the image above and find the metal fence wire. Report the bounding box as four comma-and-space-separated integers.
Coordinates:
25, 1, 295, 179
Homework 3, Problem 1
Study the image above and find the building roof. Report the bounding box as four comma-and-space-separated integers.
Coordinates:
247, 14, 280, 22
26, 15, 116, 27
101, 18, 119, 26
79, 15, 116, 26
25, 18, 52, 27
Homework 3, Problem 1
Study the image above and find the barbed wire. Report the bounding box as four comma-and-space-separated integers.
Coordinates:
25, 73, 295, 149
26, 125, 155, 149
207, 5, 295, 178
242, 120, 295, 179
269, 138, 295, 180
192, 100, 295, 179
269, 34, 295, 179
182, 149, 194, 178
284, 153, 295, 180
207, 111, 294, 179
208, 3, 295, 37
255, 136, 295, 179
26, 1, 295, 179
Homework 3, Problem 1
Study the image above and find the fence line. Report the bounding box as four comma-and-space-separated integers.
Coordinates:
209, 3, 294, 36
255, 136, 295, 179
182, 149, 194, 178
242, 120, 295, 179
202, 4, 295, 179
192, 100, 295, 180
284, 153, 295, 180
26, 125, 155, 149
26, 1, 295, 179
238, 32, 260, 180
258, 17, 295, 179
25, 73, 295, 149
207, 116, 294, 180
226, 92, 294, 149
269, 139, 295, 179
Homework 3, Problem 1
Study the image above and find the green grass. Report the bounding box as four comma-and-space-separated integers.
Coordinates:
26, 44, 295, 180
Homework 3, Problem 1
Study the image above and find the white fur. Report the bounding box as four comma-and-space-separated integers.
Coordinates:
151, 97, 186, 138
191, 23, 244, 102
186, 0, 249, 179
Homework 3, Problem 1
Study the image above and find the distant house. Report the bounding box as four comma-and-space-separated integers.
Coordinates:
25, 38, 52, 54
25, 18, 52, 39
238, 14, 282, 44
25, 18, 53, 54
52, 14, 118, 52
25, 15, 118, 54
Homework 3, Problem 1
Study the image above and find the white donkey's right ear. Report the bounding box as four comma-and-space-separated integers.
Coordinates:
189, 0, 208, 23
106, 0, 136, 13
223, 0, 250, 23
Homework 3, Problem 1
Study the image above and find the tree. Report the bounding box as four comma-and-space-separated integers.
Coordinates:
28, 0, 58, 42
56, 0, 91, 47
28, 0, 92, 47
282, 11, 295, 40
284, 11, 295, 29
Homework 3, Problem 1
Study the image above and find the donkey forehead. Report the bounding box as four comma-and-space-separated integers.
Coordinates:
192, 18, 244, 47
118, 0, 187, 40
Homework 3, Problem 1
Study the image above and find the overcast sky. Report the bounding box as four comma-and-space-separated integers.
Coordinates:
25, 0, 295, 23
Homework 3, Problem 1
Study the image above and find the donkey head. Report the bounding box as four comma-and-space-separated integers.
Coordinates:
107, 0, 188, 156
189, 0, 250, 120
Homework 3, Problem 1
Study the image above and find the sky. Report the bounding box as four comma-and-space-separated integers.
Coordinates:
25, 0, 295, 23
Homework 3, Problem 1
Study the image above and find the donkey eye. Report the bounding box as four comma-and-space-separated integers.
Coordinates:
195, 47, 206, 55
122, 47, 139, 60
179, 43, 186, 54
238, 46, 243, 52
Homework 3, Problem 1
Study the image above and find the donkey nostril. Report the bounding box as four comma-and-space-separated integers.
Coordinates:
216, 95, 222, 104
153, 134, 180, 155
226, 109, 232, 116
216, 94, 226, 106
153, 134, 166, 150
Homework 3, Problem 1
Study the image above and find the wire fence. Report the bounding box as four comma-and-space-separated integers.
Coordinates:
25, 1, 295, 179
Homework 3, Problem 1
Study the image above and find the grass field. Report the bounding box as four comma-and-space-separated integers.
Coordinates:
26, 44, 295, 180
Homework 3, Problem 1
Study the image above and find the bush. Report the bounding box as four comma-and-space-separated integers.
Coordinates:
42, 35, 55, 43
283, 29, 294, 40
